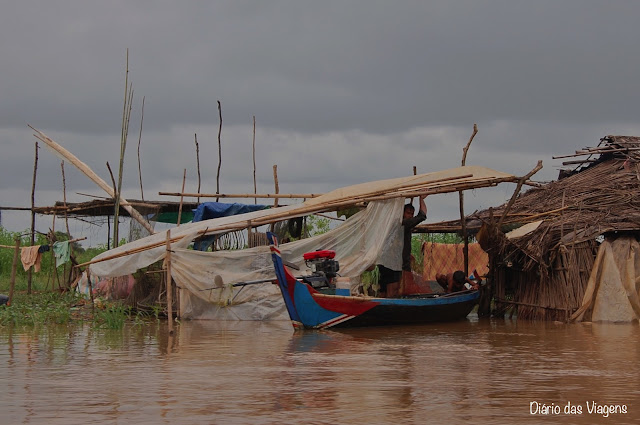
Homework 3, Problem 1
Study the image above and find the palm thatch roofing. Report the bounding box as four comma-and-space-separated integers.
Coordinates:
419, 135, 640, 270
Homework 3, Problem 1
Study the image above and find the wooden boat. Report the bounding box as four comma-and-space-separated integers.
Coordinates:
267, 232, 479, 330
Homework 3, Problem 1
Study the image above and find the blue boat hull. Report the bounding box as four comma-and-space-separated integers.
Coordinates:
267, 232, 479, 330
327, 293, 479, 328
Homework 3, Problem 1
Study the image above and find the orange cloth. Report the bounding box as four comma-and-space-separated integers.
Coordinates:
422, 241, 488, 280
20, 245, 43, 272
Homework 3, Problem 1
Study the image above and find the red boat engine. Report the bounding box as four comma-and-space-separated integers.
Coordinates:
302, 250, 340, 288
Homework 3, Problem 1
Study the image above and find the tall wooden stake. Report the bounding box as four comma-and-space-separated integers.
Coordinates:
61, 161, 74, 287
459, 124, 478, 276
194, 133, 201, 204
165, 229, 174, 334
253, 116, 257, 205
137, 96, 146, 200
216, 100, 222, 202
272, 165, 279, 208
87, 267, 95, 317
28, 141, 38, 294
8, 237, 20, 306
114, 50, 134, 248
177, 169, 186, 226
270, 165, 279, 233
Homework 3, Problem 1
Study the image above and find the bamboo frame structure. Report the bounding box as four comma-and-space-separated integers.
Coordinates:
30, 127, 155, 234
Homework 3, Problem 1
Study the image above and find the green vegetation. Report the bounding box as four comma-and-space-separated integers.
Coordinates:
0, 226, 153, 329
0, 227, 109, 293
303, 215, 331, 237
0, 291, 79, 326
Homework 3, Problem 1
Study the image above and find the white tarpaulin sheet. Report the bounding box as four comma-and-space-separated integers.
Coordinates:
174, 199, 403, 320
571, 236, 640, 322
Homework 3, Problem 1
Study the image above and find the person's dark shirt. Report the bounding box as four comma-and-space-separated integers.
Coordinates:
401, 210, 426, 271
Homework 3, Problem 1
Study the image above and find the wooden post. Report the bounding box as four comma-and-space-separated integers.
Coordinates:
28, 141, 38, 294
61, 161, 73, 287
8, 237, 20, 306
497, 161, 544, 228
253, 116, 257, 205
459, 124, 478, 276
87, 267, 95, 316
247, 220, 253, 248
165, 229, 174, 334
177, 169, 186, 226
272, 165, 279, 208
138, 96, 146, 201
216, 100, 222, 202
270, 165, 279, 233
114, 50, 132, 248
194, 133, 201, 204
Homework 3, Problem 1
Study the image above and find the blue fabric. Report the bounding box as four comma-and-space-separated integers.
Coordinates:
192, 202, 269, 222
192, 202, 269, 251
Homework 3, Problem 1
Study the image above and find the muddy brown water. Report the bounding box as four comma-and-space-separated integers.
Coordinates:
1, 316, 639, 424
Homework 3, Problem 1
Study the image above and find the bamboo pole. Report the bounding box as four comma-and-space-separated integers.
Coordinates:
49, 217, 60, 292
216, 100, 222, 202
159, 192, 321, 199
137, 96, 145, 201
61, 161, 74, 287
106, 162, 117, 248
177, 169, 186, 226
194, 133, 201, 204
79, 175, 505, 269
78, 170, 526, 271
552, 146, 640, 159
253, 116, 257, 205
8, 237, 20, 306
160, 173, 478, 201
247, 220, 253, 248
115, 51, 132, 248
166, 229, 174, 334
459, 124, 478, 276
272, 165, 280, 208
498, 161, 544, 228
28, 141, 38, 294
270, 165, 280, 232
87, 266, 95, 317
30, 127, 154, 234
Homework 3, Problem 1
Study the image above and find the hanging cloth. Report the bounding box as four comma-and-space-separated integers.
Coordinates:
20, 245, 43, 272
52, 241, 71, 268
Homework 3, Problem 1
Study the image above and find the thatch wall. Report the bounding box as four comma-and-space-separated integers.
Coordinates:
461, 135, 640, 320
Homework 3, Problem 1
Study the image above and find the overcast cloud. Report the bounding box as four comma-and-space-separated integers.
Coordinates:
1, 1, 639, 243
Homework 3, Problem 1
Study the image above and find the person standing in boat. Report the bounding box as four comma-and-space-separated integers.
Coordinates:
401, 194, 428, 272
378, 194, 427, 296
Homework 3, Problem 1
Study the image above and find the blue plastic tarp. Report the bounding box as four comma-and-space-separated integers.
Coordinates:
192, 202, 269, 251
192, 202, 269, 222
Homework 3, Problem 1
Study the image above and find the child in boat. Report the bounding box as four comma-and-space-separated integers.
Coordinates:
435, 270, 479, 293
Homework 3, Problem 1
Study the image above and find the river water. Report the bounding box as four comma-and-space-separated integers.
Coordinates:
1, 316, 638, 425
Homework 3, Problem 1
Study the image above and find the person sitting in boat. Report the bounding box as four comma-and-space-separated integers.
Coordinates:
436, 270, 479, 293
377, 195, 428, 296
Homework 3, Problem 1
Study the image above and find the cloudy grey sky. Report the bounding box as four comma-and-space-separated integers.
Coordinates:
2, 1, 639, 244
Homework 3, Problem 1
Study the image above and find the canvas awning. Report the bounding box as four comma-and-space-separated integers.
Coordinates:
88, 165, 522, 277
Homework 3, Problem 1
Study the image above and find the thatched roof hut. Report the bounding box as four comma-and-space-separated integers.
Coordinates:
423, 135, 640, 321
